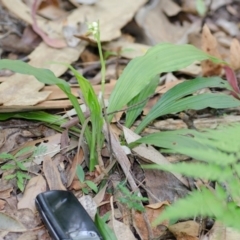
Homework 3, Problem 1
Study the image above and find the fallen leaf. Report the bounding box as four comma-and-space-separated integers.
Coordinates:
110, 197, 136, 240
162, 0, 181, 16
78, 195, 97, 220
133, 202, 169, 240
207, 221, 240, 240
67, 148, 84, 187
0, 212, 26, 232
93, 183, 108, 206
0, 200, 6, 210
224, 66, 240, 99
123, 126, 189, 187
230, 38, 240, 70
43, 156, 66, 190
201, 24, 222, 76
135, 0, 196, 45
168, 221, 199, 240
17, 175, 47, 212
0, 185, 13, 199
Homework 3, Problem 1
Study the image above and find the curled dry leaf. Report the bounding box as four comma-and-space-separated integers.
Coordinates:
0, 212, 26, 232
17, 175, 47, 213
230, 38, 240, 71
201, 24, 222, 76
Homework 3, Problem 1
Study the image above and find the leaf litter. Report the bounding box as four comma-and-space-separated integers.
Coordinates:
1, 0, 240, 239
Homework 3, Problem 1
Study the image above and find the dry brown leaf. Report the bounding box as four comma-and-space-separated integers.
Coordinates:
43, 156, 66, 190
110, 197, 136, 240
0, 200, 6, 211
201, 25, 222, 76
133, 202, 169, 240
162, 0, 181, 16
67, 148, 84, 187
169, 221, 199, 240
17, 175, 46, 212
135, 0, 198, 45
207, 221, 240, 240
104, 41, 150, 59
0, 186, 13, 199
230, 38, 240, 70
123, 126, 189, 187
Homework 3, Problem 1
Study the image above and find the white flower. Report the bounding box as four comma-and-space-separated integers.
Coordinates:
87, 21, 98, 35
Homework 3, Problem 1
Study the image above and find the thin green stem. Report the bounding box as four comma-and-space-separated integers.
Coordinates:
96, 21, 106, 98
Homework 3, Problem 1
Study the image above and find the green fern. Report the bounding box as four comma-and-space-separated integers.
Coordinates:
132, 123, 240, 231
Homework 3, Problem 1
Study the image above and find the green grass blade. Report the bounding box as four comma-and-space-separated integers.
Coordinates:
125, 75, 159, 128
107, 43, 223, 120
135, 77, 239, 133
0, 111, 80, 133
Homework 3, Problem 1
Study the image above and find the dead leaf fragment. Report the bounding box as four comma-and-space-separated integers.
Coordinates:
0, 212, 26, 232
230, 38, 240, 70
17, 175, 47, 212
208, 221, 240, 240
168, 221, 199, 240
201, 25, 222, 76
43, 156, 66, 190
110, 197, 136, 240
133, 202, 169, 240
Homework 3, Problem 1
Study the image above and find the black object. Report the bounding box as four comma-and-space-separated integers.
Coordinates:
36, 190, 103, 240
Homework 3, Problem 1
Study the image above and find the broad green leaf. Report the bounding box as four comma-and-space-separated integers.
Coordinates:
95, 213, 117, 240
143, 162, 232, 181
85, 180, 98, 193
0, 153, 14, 160
107, 43, 223, 120
68, 65, 103, 170
125, 75, 159, 127
0, 60, 90, 144
76, 165, 85, 182
135, 77, 240, 133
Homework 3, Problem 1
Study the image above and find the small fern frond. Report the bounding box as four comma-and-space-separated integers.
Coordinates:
143, 162, 232, 182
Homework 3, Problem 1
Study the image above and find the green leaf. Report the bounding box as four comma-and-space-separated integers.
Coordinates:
76, 165, 85, 182
1, 164, 16, 170
125, 75, 159, 128
143, 162, 232, 181
196, 0, 207, 16
107, 43, 223, 120
95, 213, 117, 240
135, 77, 240, 133
16, 162, 27, 171
68, 65, 103, 171
0, 60, 90, 145
82, 188, 89, 194
0, 111, 80, 134
0, 153, 14, 160
85, 180, 98, 193
16, 171, 30, 180
17, 180, 24, 192
133, 130, 237, 166
0, 60, 70, 89
4, 174, 16, 180
15, 147, 34, 158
